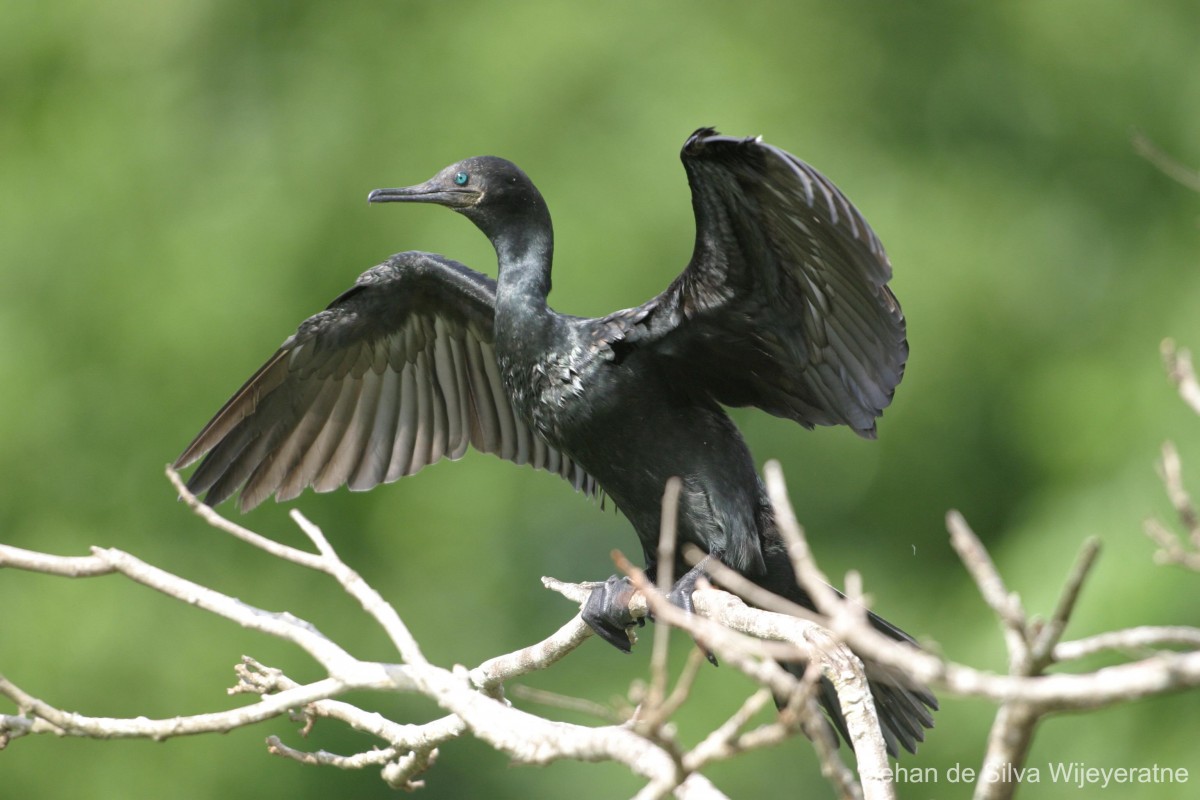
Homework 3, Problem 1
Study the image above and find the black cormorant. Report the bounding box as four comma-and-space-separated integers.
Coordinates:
175, 128, 935, 754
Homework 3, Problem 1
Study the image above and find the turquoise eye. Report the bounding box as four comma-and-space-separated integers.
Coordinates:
454, 171, 469, 186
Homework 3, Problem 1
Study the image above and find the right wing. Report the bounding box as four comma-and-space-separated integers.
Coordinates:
175, 251, 597, 511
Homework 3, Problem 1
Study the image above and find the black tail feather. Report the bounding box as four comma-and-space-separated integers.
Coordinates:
777, 605, 937, 758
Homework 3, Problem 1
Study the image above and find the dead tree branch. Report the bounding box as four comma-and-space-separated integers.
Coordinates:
5, 353, 1200, 800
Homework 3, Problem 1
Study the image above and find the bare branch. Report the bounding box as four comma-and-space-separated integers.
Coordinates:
286, 508, 429, 666
4, 447, 1198, 799
684, 688, 775, 766
614, 551, 893, 800
266, 736, 401, 770
509, 685, 626, 723
946, 510, 1029, 660
1158, 442, 1199, 533
1147, 437, 1200, 571
380, 747, 441, 793
1163, 339, 1200, 416
1030, 537, 1102, 668
1133, 133, 1200, 193
0, 545, 115, 577
648, 476, 684, 718
784, 663, 864, 800
0, 672, 347, 741
1145, 517, 1200, 571
655, 648, 708, 726
404, 660, 723, 797
166, 466, 327, 570
470, 613, 593, 694
171, 466, 431, 666
1054, 626, 1200, 662
974, 703, 1039, 800
762, 461, 845, 617
680, 543, 823, 622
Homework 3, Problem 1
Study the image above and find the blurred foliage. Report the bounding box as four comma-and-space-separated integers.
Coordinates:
2, 1, 1200, 798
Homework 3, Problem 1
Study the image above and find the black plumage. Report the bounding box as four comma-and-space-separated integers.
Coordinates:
175, 128, 934, 754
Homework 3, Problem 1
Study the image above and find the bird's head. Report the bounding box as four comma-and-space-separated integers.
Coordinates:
369, 156, 549, 246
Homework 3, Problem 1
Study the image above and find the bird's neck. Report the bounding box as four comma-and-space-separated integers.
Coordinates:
494, 226, 554, 317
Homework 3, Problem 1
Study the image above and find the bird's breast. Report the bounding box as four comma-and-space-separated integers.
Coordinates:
497, 346, 590, 444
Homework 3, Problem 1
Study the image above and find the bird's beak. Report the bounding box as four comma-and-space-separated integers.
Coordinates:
367, 181, 479, 208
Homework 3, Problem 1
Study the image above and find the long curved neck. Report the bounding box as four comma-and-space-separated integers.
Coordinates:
479, 195, 555, 318
495, 224, 553, 314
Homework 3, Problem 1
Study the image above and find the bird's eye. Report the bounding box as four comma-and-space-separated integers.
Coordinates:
454, 171, 469, 186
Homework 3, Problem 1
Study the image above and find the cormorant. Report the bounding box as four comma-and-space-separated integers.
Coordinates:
175, 128, 935, 755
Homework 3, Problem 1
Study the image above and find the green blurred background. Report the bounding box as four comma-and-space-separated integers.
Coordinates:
3, 1, 1199, 797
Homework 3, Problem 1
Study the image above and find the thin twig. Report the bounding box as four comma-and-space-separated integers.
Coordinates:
1133, 133, 1200, 193
681, 544, 823, 621
1146, 438, 1200, 571
167, 466, 326, 570
762, 461, 844, 615
655, 648, 708, 723
1054, 626, 1200, 662
1144, 517, 1200, 571
648, 477, 684, 714
508, 685, 626, 723
1030, 537, 1102, 668
176, 467, 432, 667
266, 736, 400, 769
761, 462, 893, 800
614, 553, 810, 690
1162, 339, 1200, 417
287, 509, 428, 666
946, 510, 1029, 660
1157, 442, 1199, 534
685, 688, 774, 766
380, 746, 441, 792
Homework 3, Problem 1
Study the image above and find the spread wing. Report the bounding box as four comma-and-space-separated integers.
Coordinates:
616, 128, 907, 437
175, 251, 597, 510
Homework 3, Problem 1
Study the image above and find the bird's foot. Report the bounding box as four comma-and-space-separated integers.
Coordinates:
665, 560, 719, 666
581, 561, 719, 665
582, 575, 644, 652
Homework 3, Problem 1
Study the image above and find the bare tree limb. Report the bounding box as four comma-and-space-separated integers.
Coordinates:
0, 545, 116, 577
0, 672, 348, 741
5, 386, 1200, 799
168, 467, 430, 666
612, 548, 889, 800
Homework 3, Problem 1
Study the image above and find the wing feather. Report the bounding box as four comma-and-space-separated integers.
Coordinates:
316, 364, 381, 492
175, 251, 598, 509
622, 129, 906, 436
386, 359, 419, 481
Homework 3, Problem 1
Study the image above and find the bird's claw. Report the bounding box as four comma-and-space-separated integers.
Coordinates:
582, 575, 640, 652
667, 562, 719, 666
582, 567, 719, 666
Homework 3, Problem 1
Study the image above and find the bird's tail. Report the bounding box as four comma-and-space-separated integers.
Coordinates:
775, 586, 937, 757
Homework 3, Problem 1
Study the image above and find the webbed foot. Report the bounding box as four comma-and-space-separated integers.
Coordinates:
665, 560, 720, 665
582, 575, 644, 652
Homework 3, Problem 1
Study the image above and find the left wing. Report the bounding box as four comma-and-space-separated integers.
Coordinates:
614, 128, 907, 437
